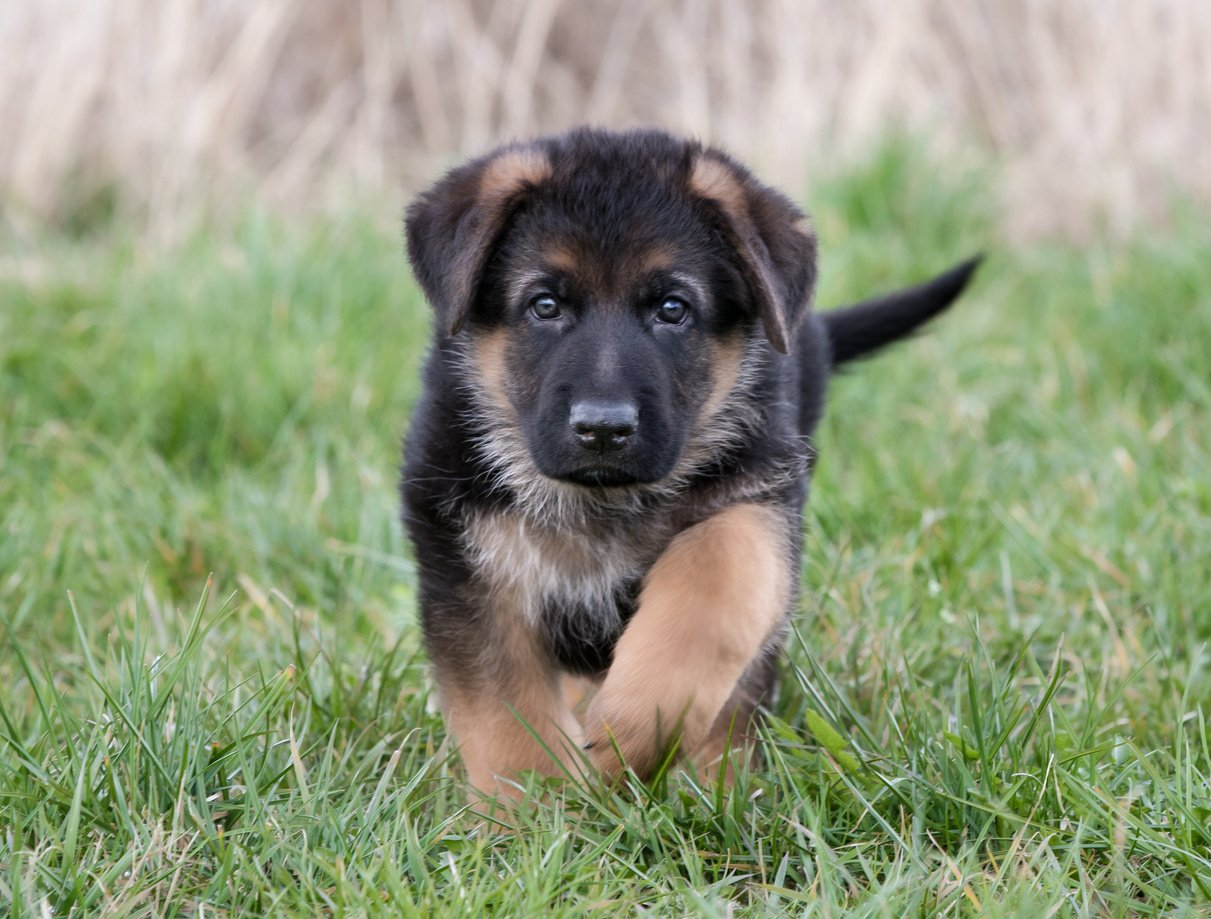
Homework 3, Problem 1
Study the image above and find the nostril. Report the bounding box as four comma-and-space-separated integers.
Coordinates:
569, 401, 639, 451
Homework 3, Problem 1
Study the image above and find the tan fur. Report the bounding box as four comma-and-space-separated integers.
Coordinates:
463, 508, 651, 629
689, 153, 793, 351
472, 329, 512, 416
442, 590, 584, 797
540, 241, 580, 273
700, 333, 745, 424
582, 502, 790, 777
560, 673, 598, 716
447, 690, 583, 798
689, 673, 769, 785
478, 149, 551, 202
792, 216, 814, 237
689, 155, 750, 219
637, 243, 676, 274
440, 149, 553, 336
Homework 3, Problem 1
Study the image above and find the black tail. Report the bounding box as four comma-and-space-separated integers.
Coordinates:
823, 256, 982, 368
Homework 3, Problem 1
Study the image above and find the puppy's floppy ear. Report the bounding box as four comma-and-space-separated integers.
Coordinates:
405, 145, 551, 336
689, 151, 817, 354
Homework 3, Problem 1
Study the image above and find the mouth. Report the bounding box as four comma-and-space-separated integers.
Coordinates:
558, 465, 642, 488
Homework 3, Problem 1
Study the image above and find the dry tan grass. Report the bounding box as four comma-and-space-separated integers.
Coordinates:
2, 0, 1208, 238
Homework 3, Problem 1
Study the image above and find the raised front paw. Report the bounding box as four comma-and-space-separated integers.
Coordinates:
580, 503, 792, 781
581, 681, 712, 779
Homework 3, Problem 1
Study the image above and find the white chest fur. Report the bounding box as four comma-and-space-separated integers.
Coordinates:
462, 510, 647, 626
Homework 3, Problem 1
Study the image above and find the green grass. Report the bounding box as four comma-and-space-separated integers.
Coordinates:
1, 143, 1209, 916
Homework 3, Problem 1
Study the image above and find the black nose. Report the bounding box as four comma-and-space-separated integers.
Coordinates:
570, 401, 638, 452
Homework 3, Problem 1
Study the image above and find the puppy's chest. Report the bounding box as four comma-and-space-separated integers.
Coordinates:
462, 510, 660, 670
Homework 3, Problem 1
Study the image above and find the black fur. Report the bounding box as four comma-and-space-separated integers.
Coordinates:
400, 127, 978, 784
822, 256, 983, 365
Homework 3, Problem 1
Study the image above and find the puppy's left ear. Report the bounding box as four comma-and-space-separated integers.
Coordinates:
405, 145, 551, 337
689, 152, 817, 354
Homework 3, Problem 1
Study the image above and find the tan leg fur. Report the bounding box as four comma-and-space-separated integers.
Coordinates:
443, 589, 585, 800
582, 502, 790, 777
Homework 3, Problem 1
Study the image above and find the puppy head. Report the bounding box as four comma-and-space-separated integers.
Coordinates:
405, 128, 817, 489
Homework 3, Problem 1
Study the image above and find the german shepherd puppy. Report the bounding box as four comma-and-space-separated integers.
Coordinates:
402, 127, 978, 797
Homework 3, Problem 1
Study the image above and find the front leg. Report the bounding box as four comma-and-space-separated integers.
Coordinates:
583, 502, 792, 778
427, 587, 584, 799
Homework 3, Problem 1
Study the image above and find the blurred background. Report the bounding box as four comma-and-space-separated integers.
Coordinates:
3, 6, 1211, 911
2, 0, 1209, 241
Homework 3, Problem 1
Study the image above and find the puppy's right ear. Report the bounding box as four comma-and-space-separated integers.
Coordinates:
405, 146, 551, 337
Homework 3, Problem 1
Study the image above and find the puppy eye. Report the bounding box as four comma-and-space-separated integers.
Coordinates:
655, 297, 690, 325
529, 295, 562, 321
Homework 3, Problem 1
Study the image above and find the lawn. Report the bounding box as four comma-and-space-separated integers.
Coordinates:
1, 144, 1209, 916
